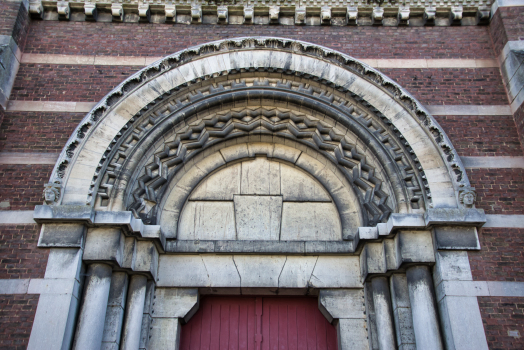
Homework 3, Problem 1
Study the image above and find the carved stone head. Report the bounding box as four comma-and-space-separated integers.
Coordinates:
459, 187, 476, 208
43, 181, 62, 205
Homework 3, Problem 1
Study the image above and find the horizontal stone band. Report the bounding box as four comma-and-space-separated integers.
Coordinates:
20, 54, 498, 69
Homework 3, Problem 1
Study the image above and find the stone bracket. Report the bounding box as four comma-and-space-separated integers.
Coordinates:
153, 288, 199, 323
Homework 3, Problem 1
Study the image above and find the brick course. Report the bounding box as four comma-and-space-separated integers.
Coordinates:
0, 294, 39, 350
9, 64, 507, 106
435, 115, 523, 157
10, 64, 139, 102
0, 112, 84, 153
381, 68, 509, 105
0, 164, 53, 211
467, 168, 524, 214
0, 224, 48, 279
23, 21, 496, 59
478, 296, 524, 350
469, 228, 524, 282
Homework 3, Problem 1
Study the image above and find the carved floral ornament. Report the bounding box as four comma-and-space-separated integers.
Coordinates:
48, 37, 475, 223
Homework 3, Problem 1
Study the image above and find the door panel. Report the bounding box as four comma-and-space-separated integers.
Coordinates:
180, 296, 337, 350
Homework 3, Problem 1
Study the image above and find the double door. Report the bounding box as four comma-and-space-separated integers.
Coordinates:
180, 296, 338, 350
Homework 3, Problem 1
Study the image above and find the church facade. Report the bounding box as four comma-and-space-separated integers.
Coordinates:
0, 0, 523, 349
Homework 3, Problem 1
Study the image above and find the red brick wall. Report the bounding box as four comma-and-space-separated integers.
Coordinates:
469, 228, 524, 282
23, 21, 495, 59
0, 294, 39, 350
0, 165, 52, 211
11, 64, 139, 102
381, 68, 509, 105
9, 65, 507, 106
479, 296, 524, 350
435, 115, 523, 157
0, 224, 48, 279
0, 112, 84, 153
467, 168, 524, 214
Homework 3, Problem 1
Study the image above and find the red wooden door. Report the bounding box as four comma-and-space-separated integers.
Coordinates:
180, 296, 338, 350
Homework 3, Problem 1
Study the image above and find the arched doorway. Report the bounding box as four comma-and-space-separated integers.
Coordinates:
28, 37, 487, 350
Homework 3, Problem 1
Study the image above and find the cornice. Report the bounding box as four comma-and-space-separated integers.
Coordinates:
29, 0, 494, 26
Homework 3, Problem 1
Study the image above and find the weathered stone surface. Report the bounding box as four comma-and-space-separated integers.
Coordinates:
83, 228, 125, 266
337, 318, 370, 350
433, 226, 480, 250
278, 256, 318, 289
201, 255, 241, 288
386, 214, 425, 234
190, 163, 240, 200
280, 163, 331, 201
438, 296, 488, 350
102, 272, 128, 348
179, 201, 236, 240
38, 223, 86, 248
241, 157, 281, 195
148, 317, 181, 350
33, 205, 94, 223
153, 288, 199, 322
424, 208, 486, 227
73, 263, 113, 350
234, 195, 282, 240
281, 202, 341, 241
28, 292, 80, 350
233, 255, 286, 288
406, 266, 444, 350
371, 277, 396, 350
134, 241, 159, 279
319, 289, 366, 322
94, 211, 144, 234
309, 256, 361, 288
44, 248, 83, 279
398, 230, 435, 263
433, 251, 472, 286
121, 275, 148, 350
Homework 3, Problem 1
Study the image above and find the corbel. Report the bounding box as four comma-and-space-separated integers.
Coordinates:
295, 6, 306, 24
450, 5, 463, 25
111, 3, 124, 22
372, 7, 384, 25
269, 6, 280, 23
138, 3, 151, 22
424, 6, 436, 25
217, 6, 228, 24
321, 6, 331, 24
164, 4, 176, 21
84, 2, 97, 21
243, 5, 253, 23
398, 6, 410, 26
28, 0, 43, 19
191, 4, 202, 23
476, 6, 490, 25
57, 1, 70, 20
346, 6, 358, 25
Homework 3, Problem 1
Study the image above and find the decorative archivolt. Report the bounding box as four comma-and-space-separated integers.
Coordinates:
49, 37, 470, 222
93, 74, 430, 230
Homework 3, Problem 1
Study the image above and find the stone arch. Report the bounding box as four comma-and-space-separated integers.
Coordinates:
48, 37, 471, 223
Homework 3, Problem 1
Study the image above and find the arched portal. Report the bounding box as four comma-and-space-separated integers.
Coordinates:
30, 37, 486, 350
